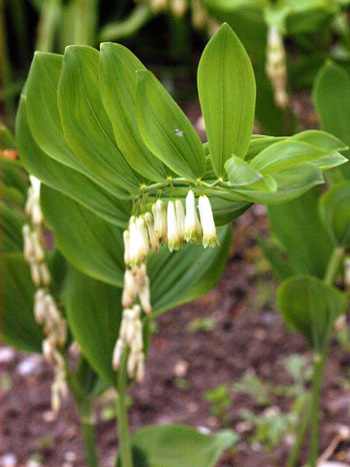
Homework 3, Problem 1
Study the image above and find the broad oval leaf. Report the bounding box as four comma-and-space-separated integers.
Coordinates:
16, 96, 131, 228
0, 253, 43, 353
198, 23, 256, 177
277, 275, 347, 352
66, 266, 122, 387
25, 51, 129, 200
58, 45, 141, 194
40, 185, 125, 287
118, 425, 239, 467
149, 225, 232, 316
136, 70, 206, 181
250, 140, 328, 174
313, 61, 350, 178
0, 203, 24, 253
100, 43, 168, 182
319, 181, 350, 248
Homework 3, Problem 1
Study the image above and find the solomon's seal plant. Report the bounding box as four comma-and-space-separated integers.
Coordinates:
6, 22, 348, 467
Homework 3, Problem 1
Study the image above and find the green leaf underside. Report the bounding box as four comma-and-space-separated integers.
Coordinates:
231, 163, 324, 204
58, 45, 141, 194
118, 425, 239, 467
319, 181, 350, 248
100, 43, 169, 182
41, 185, 125, 288
198, 23, 256, 177
278, 275, 347, 351
136, 70, 206, 181
0, 253, 43, 352
16, 97, 131, 228
25, 51, 129, 199
225, 155, 262, 186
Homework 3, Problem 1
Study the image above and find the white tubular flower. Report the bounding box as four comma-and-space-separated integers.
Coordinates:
167, 201, 181, 252
136, 216, 149, 263
184, 190, 202, 244
112, 338, 125, 370
144, 212, 159, 253
23, 224, 34, 261
128, 217, 139, 267
175, 199, 185, 243
123, 230, 130, 267
29, 176, 43, 225
29, 261, 41, 287
191, 0, 208, 29
139, 275, 152, 315
40, 263, 52, 287
30, 230, 45, 262
153, 199, 167, 244
135, 353, 145, 383
34, 289, 47, 324
198, 195, 218, 248
122, 269, 138, 309
266, 26, 288, 109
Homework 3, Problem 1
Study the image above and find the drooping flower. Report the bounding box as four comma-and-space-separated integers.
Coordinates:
198, 195, 218, 248
167, 200, 181, 252
152, 199, 167, 244
144, 212, 160, 252
184, 190, 202, 244
175, 199, 185, 244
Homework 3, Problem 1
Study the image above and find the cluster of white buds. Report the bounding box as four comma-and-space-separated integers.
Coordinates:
266, 26, 289, 109
23, 176, 68, 411
122, 264, 152, 314
112, 305, 145, 382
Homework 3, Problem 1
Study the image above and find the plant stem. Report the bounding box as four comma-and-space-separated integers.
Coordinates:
286, 395, 312, 467
324, 247, 344, 286
116, 352, 133, 467
309, 353, 327, 466
79, 400, 99, 467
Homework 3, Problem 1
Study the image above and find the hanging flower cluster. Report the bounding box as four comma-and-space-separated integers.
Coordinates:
23, 176, 68, 411
113, 190, 218, 381
266, 25, 289, 109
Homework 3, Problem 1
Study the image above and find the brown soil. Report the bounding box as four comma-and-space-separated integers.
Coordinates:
1, 205, 350, 467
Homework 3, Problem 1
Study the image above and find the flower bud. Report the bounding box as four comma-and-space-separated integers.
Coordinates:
191, 0, 208, 29
184, 190, 202, 243
129, 216, 149, 267
23, 224, 34, 260
40, 263, 52, 287
123, 230, 130, 267
144, 212, 160, 252
198, 195, 218, 248
167, 201, 181, 252
29, 260, 41, 287
122, 269, 138, 309
30, 230, 45, 262
171, 0, 187, 17
139, 275, 152, 315
34, 289, 47, 324
153, 200, 167, 244
136, 216, 149, 260
150, 0, 167, 13
112, 338, 125, 370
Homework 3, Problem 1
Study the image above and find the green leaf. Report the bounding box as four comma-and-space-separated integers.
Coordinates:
250, 140, 329, 174
245, 135, 286, 162
99, 43, 168, 182
211, 197, 252, 225
319, 181, 350, 248
197, 23, 256, 177
16, 96, 131, 228
224, 155, 262, 186
120, 425, 238, 467
149, 226, 232, 316
233, 162, 324, 204
277, 275, 347, 352
25, 52, 128, 199
291, 130, 348, 153
58, 45, 141, 194
0, 253, 43, 352
40, 185, 125, 287
66, 266, 122, 387
0, 202, 24, 253
313, 61, 350, 177
267, 190, 333, 278
136, 70, 205, 181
